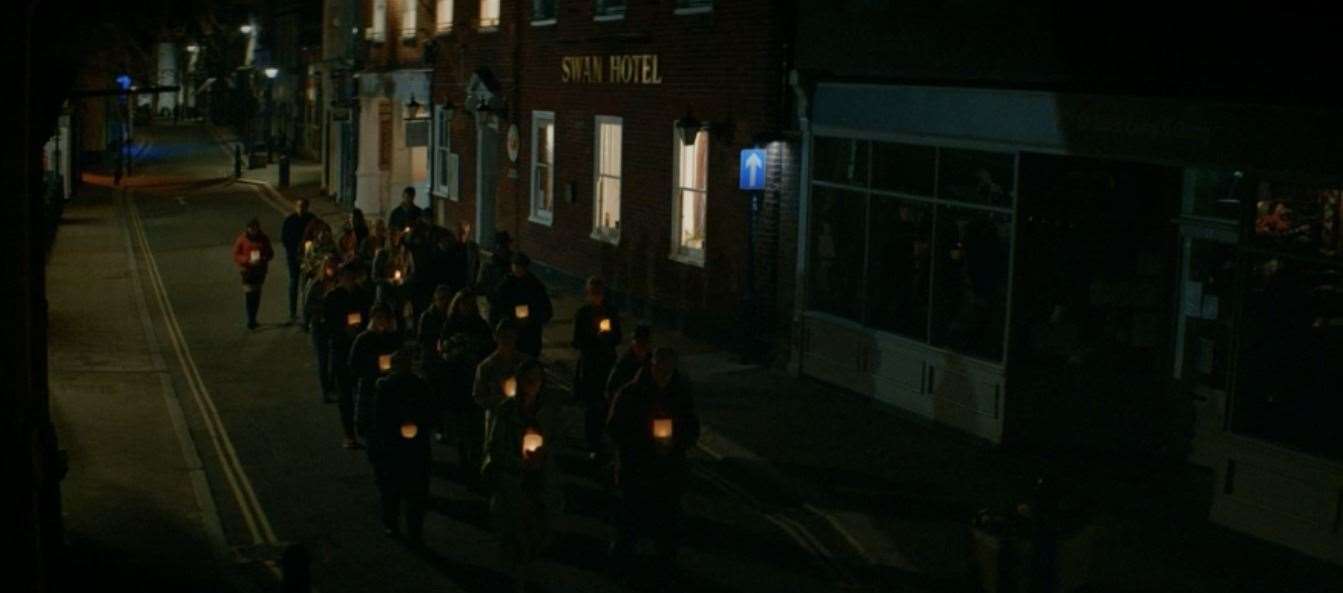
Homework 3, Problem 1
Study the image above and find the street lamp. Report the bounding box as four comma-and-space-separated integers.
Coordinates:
263, 67, 279, 159
240, 24, 254, 35
186, 44, 199, 53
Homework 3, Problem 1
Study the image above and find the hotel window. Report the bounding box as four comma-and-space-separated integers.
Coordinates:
479, 0, 500, 28
530, 111, 555, 224
671, 127, 708, 264
436, 0, 454, 32
592, 116, 622, 243
533, 0, 556, 23
368, 0, 387, 41
675, 0, 712, 14
401, 0, 418, 39
432, 104, 456, 200
594, 0, 625, 20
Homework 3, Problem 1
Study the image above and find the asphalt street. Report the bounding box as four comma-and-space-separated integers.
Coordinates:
50, 124, 868, 593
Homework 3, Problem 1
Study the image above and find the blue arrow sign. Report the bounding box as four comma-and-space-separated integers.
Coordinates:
739, 148, 766, 190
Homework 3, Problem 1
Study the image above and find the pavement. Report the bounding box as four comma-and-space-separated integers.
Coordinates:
48, 123, 1343, 593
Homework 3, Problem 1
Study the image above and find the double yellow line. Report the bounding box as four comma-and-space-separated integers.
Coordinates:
125, 190, 278, 547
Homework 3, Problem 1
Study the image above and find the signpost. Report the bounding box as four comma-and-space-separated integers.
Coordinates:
739, 148, 766, 191
739, 148, 768, 362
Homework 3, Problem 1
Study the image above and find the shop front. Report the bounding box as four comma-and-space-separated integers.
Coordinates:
354, 68, 431, 219
796, 82, 1343, 563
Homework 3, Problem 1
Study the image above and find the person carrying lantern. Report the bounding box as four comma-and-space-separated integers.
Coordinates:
352, 304, 405, 447
493, 253, 553, 359
473, 320, 533, 484
367, 349, 436, 546
482, 359, 562, 593
605, 347, 700, 584
232, 217, 275, 330
439, 289, 495, 487
280, 198, 318, 323
606, 323, 654, 403
324, 261, 373, 449
572, 276, 623, 462
303, 254, 342, 403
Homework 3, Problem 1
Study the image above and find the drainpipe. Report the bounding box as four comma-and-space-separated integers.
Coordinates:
786, 69, 811, 378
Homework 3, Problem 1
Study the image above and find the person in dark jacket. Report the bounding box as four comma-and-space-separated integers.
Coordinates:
479, 231, 514, 320
606, 323, 653, 406
280, 198, 318, 322
606, 347, 700, 582
493, 253, 553, 359
401, 218, 436, 322
367, 349, 436, 545
572, 276, 623, 461
303, 254, 341, 403
418, 284, 453, 434
324, 262, 374, 449
388, 186, 423, 235
439, 289, 495, 483
233, 218, 275, 330
352, 304, 405, 446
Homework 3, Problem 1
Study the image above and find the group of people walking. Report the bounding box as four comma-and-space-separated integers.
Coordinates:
231, 187, 700, 591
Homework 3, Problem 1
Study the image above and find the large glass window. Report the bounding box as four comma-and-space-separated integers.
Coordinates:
672, 127, 708, 263
479, 0, 500, 28
1250, 180, 1343, 261
865, 197, 931, 339
432, 104, 454, 199
809, 185, 867, 322
529, 111, 554, 224
929, 207, 1012, 360
436, 0, 454, 32
533, 0, 556, 22
594, 0, 625, 19
369, 0, 388, 41
401, 0, 418, 39
592, 116, 622, 242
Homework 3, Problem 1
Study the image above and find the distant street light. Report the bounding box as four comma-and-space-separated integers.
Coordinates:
264, 67, 279, 79
240, 24, 254, 34
186, 44, 200, 53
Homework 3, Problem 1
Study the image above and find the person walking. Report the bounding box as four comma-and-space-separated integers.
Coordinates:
280, 198, 318, 323
366, 349, 436, 545
324, 262, 374, 449
493, 253, 553, 359
304, 254, 341, 403
606, 347, 700, 587
572, 276, 623, 462
352, 304, 405, 448
473, 321, 532, 461
606, 324, 653, 403
439, 289, 495, 486
482, 359, 562, 593
478, 231, 514, 322
232, 218, 275, 330
388, 186, 423, 236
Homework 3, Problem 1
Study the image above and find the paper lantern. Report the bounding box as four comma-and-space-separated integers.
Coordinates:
346, 312, 362, 327
378, 354, 392, 373
400, 422, 418, 439
514, 304, 530, 320
653, 418, 673, 440
249, 249, 261, 263
599, 318, 612, 333
392, 270, 403, 285
304, 240, 314, 255
502, 376, 517, 398
522, 429, 543, 454
403, 226, 412, 236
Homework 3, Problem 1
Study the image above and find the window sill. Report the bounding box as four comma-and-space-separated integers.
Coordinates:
434, 26, 454, 37
531, 18, 557, 27
431, 190, 457, 202
674, 6, 712, 16
590, 230, 620, 245
528, 213, 554, 226
669, 250, 705, 267
477, 24, 500, 33
593, 14, 625, 22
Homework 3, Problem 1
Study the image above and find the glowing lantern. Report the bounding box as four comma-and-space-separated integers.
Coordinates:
378, 354, 393, 373
403, 226, 412, 236
347, 311, 363, 327
400, 422, 418, 439
304, 240, 314, 255
249, 249, 261, 264
392, 270, 403, 285
653, 418, 673, 441
522, 429, 543, 454
502, 376, 517, 398
514, 304, 530, 320
599, 318, 612, 333
324, 266, 335, 278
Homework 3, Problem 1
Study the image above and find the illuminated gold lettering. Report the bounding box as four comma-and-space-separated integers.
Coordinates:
561, 58, 571, 83
650, 55, 662, 84
640, 55, 651, 84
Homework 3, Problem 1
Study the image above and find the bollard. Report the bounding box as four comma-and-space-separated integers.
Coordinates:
234, 145, 243, 178
279, 154, 291, 188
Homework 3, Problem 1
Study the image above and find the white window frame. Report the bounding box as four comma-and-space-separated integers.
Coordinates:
670, 126, 708, 266
478, 0, 500, 30
435, 0, 454, 33
368, 0, 388, 41
529, 111, 555, 225
531, 0, 557, 26
594, 0, 625, 21
432, 104, 457, 200
592, 115, 623, 243
401, 0, 418, 39
674, 0, 712, 15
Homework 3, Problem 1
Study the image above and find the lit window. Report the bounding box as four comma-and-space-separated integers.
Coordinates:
594, 0, 624, 20
675, 0, 712, 14
593, 116, 622, 242
479, 0, 500, 28
533, 0, 556, 22
530, 111, 555, 224
368, 0, 387, 41
671, 127, 708, 263
436, 0, 454, 32
433, 104, 457, 200
401, 0, 417, 39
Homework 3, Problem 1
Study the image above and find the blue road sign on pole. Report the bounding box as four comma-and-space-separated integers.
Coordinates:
739, 148, 766, 190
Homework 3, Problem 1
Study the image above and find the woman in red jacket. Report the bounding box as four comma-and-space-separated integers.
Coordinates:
233, 218, 275, 329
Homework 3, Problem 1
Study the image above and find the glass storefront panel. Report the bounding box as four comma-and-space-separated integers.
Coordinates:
865, 196, 932, 340
936, 148, 1015, 208
871, 142, 935, 196
809, 185, 868, 322
812, 136, 869, 186
1186, 168, 1247, 220
1251, 180, 1343, 261
929, 206, 1012, 360
1179, 239, 1238, 393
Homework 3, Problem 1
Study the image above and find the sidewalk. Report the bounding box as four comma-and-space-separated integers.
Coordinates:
233, 132, 1343, 593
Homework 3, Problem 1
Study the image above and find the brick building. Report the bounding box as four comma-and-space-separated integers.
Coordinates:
426, 0, 796, 350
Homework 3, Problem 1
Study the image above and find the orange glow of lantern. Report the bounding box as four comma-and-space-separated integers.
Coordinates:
400, 422, 418, 439
653, 418, 673, 441
324, 266, 335, 278
304, 240, 314, 255
378, 354, 393, 373
403, 226, 412, 236
599, 318, 612, 333
522, 429, 543, 454
502, 376, 518, 398
346, 312, 362, 327
514, 304, 530, 320
249, 249, 261, 263
392, 270, 403, 285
